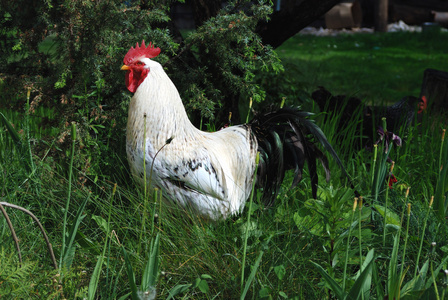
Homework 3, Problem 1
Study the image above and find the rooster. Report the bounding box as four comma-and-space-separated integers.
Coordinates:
121, 41, 350, 220
312, 86, 363, 122
364, 95, 427, 135
312, 87, 427, 149
311, 86, 364, 145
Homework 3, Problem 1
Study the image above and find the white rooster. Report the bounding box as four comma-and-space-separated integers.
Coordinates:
121, 41, 349, 220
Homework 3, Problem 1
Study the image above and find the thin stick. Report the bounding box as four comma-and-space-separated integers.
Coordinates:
0, 202, 22, 266
0, 201, 58, 269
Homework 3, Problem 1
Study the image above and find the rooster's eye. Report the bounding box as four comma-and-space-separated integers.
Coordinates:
136, 62, 144, 66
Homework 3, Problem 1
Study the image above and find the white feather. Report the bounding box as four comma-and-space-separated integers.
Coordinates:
126, 58, 257, 220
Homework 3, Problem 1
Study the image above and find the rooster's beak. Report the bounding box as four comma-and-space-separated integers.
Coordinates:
121, 65, 131, 71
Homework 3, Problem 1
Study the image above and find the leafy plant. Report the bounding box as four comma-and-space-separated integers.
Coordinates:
167, 274, 213, 300
0, 249, 37, 298
311, 249, 376, 300
294, 186, 371, 270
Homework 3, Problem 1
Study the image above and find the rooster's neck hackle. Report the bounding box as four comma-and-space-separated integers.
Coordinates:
127, 60, 198, 151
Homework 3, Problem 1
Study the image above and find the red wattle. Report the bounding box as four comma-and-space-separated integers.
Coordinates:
125, 69, 149, 93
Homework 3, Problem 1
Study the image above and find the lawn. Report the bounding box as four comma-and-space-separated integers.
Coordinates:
277, 31, 448, 105
1, 31, 448, 299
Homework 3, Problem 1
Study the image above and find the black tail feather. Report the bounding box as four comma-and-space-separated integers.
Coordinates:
249, 106, 353, 204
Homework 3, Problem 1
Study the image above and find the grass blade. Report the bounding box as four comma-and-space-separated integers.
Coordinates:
60, 123, 77, 272
241, 152, 260, 292
167, 284, 193, 300
0, 112, 22, 146
88, 255, 105, 300
0, 112, 33, 173
240, 235, 272, 300
310, 261, 345, 299
434, 129, 448, 221
88, 183, 117, 299
387, 234, 401, 298
62, 194, 89, 269
141, 233, 160, 292
121, 246, 139, 300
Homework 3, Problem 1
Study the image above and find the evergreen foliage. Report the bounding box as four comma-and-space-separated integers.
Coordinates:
0, 0, 282, 120
1, 0, 283, 178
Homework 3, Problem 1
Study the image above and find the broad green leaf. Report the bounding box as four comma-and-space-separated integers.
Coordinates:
201, 274, 212, 280
274, 264, 286, 281
92, 214, 110, 234
258, 287, 271, 298
197, 279, 209, 294
374, 204, 401, 227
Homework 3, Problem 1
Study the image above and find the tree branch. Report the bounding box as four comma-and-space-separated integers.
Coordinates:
256, 0, 341, 48
0, 202, 22, 266
0, 202, 58, 270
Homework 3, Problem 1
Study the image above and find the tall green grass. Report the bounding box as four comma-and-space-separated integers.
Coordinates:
1, 31, 448, 299
2, 96, 448, 299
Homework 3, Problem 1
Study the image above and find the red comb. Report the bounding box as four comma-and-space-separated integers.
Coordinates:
123, 40, 161, 65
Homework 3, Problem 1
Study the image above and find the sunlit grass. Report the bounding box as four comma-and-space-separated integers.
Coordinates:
277, 31, 448, 104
